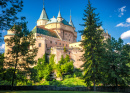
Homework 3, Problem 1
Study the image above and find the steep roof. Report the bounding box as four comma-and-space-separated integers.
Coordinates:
61, 19, 71, 26
32, 26, 59, 38
69, 17, 74, 27
57, 10, 62, 18
39, 7, 49, 20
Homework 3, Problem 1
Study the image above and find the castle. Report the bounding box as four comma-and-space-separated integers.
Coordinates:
4, 4, 111, 69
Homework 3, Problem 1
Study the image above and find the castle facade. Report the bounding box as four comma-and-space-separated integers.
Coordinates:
4, 5, 111, 69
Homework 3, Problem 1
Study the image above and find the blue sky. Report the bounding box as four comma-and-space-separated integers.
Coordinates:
1, 0, 130, 53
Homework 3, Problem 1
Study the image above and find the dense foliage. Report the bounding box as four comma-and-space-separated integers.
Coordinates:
0, 0, 23, 30
79, 0, 104, 90
101, 37, 130, 87
4, 19, 38, 89
56, 55, 74, 78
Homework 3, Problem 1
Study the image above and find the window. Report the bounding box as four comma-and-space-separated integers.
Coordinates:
46, 44, 47, 48
66, 44, 67, 47
39, 43, 41, 47
50, 41, 52, 43
59, 43, 61, 45
63, 44, 64, 46
69, 39, 70, 41
65, 33, 67, 35
55, 42, 57, 44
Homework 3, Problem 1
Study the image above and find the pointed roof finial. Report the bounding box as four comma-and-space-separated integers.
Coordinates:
43, 0, 44, 8
69, 10, 74, 27
39, 0, 48, 20
57, 7, 62, 18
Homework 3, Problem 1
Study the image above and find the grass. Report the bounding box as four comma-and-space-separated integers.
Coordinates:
0, 91, 124, 93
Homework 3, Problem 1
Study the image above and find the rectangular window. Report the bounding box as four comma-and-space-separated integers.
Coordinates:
59, 43, 61, 45
50, 41, 52, 43
55, 42, 57, 44
63, 44, 64, 46
39, 43, 41, 47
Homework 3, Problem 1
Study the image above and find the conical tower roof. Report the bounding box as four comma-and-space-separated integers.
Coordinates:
57, 10, 62, 18
39, 5, 48, 20
69, 11, 74, 27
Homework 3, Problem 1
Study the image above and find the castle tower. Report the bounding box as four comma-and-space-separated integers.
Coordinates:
37, 3, 49, 26
57, 10, 62, 22
69, 10, 74, 27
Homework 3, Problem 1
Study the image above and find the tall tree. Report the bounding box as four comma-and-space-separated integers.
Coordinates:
102, 37, 130, 91
79, 0, 104, 91
4, 18, 38, 90
0, 0, 23, 30
0, 53, 4, 77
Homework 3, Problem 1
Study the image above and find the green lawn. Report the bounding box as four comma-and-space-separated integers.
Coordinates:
0, 91, 124, 93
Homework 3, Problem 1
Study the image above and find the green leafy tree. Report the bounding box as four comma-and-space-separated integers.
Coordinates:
37, 53, 48, 79
58, 55, 65, 65
0, 53, 4, 73
0, 0, 23, 30
4, 19, 38, 90
102, 37, 130, 91
36, 54, 55, 81
65, 54, 70, 62
56, 55, 74, 78
79, 0, 104, 91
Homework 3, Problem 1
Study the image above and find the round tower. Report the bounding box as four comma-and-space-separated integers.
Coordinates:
37, 4, 49, 26
57, 10, 63, 22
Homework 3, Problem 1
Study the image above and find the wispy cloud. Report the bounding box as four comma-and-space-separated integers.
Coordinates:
0, 44, 5, 49
118, 6, 126, 17
0, 44, 5, 53
116, 17, 130, 27
121, 30, 130, 39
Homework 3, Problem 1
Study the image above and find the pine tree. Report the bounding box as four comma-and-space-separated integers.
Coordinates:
4, 19, 38, 90
80, 0, 104, 91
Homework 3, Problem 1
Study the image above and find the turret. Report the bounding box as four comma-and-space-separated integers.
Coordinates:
57, 10, 62, 22
69, 10, 74, 27
37, 4, 49, 26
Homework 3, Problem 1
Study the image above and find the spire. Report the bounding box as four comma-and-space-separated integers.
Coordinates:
39, 0, 48, 20
57, 9, 62, 18
69, 10, 74, 27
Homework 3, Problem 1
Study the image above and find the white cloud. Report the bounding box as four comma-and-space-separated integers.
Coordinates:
0, 44, 5, 49
116, 22, 130, 27
116, 23, 124, 27
116, 17, 130, 27
0, 44, 5, 53
127, 43, 130, 45
118, 6, 126, 17
126, 17, 130, 23
121, 30, 130, 39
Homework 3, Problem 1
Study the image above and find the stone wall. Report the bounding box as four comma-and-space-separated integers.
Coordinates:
51, 47, 84, 68
0, 85, 129, 92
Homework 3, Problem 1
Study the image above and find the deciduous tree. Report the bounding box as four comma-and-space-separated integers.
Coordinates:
102, 37, 130, 91
4, 19, 38, 90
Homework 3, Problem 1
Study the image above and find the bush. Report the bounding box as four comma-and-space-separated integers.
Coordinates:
62, 77, 86, 87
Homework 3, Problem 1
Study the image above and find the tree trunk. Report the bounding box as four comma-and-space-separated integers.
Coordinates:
11, 54, 18, 91
115, 78, 118, 92
11, 69, 16, 91
94, 80, 96, 91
